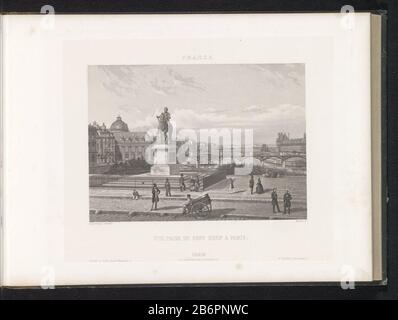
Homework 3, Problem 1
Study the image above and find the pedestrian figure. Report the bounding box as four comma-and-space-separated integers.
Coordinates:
283, 190, 292, 214
229, 177, 235, 190
151, 183, 161, 211
271, 188, 282, 213
179, 173, 186, 192
256, 177, 264, 194
183, 194, 193, 215
132, 189, 140, 200
195, 175, 200, 192
189, 177, 196, 192
249, 174, 254, 194
165, 178, 171, 197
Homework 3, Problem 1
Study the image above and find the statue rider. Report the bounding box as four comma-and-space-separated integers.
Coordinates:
156, 107, 171, 143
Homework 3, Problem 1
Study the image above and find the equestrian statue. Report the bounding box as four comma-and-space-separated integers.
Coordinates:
156, 107, 171, 144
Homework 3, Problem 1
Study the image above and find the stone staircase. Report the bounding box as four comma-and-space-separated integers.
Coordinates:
100, 172, 208, 190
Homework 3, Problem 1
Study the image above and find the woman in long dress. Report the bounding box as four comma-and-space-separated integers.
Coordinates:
256, 177, 264, 194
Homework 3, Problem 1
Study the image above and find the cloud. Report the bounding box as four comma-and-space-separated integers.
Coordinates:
167, 68, 205, 91
128, 104, 304, 131
244, 105, 263, 112
243, 64, 304, 90
126, 104, 304, 144
150, 79, 174, 95
148, 70, 204, 95
89, 64, 306, 144
98, 66, 138, 97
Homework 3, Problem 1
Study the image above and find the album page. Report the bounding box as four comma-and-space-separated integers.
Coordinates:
2, 13, 375, 285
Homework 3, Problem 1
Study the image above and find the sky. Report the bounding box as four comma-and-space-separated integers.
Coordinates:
88, 64, 305, 145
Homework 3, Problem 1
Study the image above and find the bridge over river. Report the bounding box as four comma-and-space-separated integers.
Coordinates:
255, 152, 306, 168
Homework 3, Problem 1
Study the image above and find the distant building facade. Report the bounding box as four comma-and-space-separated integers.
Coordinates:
110, 116, 149, 162
88, 116, 151, 166
88, 125, 98, 167
88, 122, 116, 167
113, 131, 147, 162
276, 132, 306, 154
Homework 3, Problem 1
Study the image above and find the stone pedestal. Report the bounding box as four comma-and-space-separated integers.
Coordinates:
150, 164, 181, 176
150, 144, 181, 176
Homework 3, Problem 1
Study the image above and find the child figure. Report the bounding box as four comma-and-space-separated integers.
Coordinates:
132, 189, 140, 200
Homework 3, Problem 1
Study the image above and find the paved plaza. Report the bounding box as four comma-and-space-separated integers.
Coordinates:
90, 175, 306, 222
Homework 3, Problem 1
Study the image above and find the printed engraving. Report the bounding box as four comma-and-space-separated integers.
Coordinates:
88, 64, 306, 221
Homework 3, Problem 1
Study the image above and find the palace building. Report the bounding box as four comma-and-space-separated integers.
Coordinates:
276, 132, 306, 154
88, 122, 116, 167
110, 116, 149, 162
88, 116, 151, 167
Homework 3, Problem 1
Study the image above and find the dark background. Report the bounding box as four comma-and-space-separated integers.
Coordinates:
1, 0, 397, 300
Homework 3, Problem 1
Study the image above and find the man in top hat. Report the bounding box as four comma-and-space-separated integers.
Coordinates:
151, 183, 161, 211
283, 190, 292, 215
271, 188, 282, 213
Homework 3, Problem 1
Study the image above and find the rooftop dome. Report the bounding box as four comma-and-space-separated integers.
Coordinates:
110, 116, 129, 132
